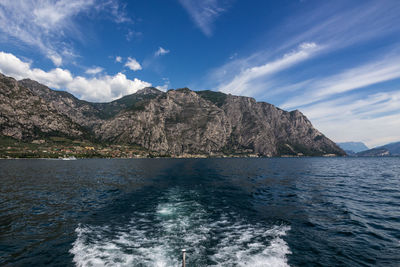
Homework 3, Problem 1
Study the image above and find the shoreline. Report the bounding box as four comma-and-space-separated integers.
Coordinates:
0, 155, 351, 160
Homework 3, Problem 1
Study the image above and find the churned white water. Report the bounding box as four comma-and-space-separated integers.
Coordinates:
70, 188, 291, 266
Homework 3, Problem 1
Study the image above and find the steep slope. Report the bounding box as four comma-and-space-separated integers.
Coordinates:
0, 74, 84, 140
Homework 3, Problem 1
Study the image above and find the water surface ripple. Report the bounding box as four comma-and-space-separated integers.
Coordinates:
0, 158, 399, 266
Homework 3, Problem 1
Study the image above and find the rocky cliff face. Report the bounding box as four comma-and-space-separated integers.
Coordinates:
95, 88, 344, 156
0, 73, 345, 157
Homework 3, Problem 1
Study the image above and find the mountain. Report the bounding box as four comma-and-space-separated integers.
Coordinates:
337, 142, 369, 154
18, 79, 163, 126
0, 73, 86, 140
356, 141, 400, 157
0, 73, 345, 157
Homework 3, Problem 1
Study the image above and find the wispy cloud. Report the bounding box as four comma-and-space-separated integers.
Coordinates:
178, 0, 232, 36
267, 1, 400, 56
125, 30, 142, 41
0, 51, 151, 102
155, 47, 170, 57
218, 42, 320, 96
281, 54, 400, 109
300, 91, 400, 147
205, 1, 400, 96
96, 0, 131, 24
124, 57, 142, 71
0, 0, 131, 66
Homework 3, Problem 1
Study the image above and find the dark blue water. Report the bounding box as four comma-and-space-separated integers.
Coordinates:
0, 158, 399, 266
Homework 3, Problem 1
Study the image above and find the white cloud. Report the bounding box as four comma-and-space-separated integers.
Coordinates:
155, 47, 170, 56
156, 84, 168, 91
85, 66, 104, 75
218, 42, 319, 96
124, 57, 142, 71
178, 0, 231, 36
115, 56, 123, 63
0, 0, 131, 66
0, 51, 151, 102
67, 73, 150, 102
156, 78, 170, 91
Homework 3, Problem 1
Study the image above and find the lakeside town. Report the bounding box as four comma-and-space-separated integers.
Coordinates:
0, 136, 151, 159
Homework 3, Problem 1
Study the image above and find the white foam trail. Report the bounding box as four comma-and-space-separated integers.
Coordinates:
210, 222, 291, 267
70, 188, 291, 266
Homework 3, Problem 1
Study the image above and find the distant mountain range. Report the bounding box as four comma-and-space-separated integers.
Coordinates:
0, 72, 345, 157
337, 142, 369, 154
337, 141, 400, 157
356, 142, 400, 157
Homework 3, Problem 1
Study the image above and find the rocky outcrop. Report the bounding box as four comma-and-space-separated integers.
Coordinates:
0, 73, 345, 157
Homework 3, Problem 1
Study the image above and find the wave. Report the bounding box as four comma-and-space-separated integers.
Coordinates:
70, 188, 291, 266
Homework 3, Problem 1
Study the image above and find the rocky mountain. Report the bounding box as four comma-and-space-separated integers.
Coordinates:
18, 79, 163, 127
337, 142, 369, 154
0, 73, 345, 157
356, 141, 400, 157
0, 73, 85, 140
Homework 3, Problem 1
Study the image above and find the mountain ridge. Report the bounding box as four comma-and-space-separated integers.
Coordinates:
0, 73, 345, 157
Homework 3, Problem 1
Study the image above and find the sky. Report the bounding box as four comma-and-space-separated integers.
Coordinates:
0, 0, 399, 147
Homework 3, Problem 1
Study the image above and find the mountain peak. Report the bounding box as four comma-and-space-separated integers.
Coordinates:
135, 87, 163, 95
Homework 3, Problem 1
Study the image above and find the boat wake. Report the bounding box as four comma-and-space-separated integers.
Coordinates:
70, 188, 291, 266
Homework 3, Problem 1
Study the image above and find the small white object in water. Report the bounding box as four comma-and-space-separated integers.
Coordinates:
60, 156, 77, 160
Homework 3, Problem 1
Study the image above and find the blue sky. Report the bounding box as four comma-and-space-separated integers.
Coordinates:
0, 0, 399, 147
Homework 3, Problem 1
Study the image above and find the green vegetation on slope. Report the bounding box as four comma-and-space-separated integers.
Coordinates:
195, 90, 227, 107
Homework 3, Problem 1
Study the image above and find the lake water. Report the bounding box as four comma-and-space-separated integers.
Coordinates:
0, 158, 399, 266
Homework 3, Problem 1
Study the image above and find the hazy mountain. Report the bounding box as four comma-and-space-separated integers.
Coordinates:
337, 142, 369, 154
357, 141, 400, 157
0, 73, 345, 157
